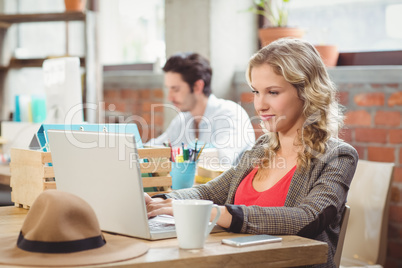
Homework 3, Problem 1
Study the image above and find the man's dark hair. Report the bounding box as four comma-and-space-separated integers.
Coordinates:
162, 52, 212, 97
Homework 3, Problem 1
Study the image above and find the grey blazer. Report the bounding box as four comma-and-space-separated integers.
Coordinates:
164, 135, 358, 267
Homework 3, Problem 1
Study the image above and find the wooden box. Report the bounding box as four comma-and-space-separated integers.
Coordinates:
10, 147, 172, 209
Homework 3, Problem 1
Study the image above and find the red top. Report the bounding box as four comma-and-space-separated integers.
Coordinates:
234, 165, 296, 207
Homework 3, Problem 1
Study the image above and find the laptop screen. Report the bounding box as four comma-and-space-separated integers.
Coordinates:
47, 130, 152, 238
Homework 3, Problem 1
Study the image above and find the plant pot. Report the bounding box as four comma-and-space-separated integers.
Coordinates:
64, 0, 86, 12
314, 45, 339, 67
258, 27, 304, 47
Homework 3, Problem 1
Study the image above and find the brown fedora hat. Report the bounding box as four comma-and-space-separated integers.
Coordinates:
0, 190, 149, 266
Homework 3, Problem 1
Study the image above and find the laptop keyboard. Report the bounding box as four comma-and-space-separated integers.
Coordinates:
148, 215, 176, 231
148, 220, 176, 231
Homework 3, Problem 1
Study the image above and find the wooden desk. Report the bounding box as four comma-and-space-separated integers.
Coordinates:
0, 206, 328, 267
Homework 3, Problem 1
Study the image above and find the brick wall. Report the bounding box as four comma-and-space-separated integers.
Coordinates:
103, 72, 165, 143
328, 67, 402, 268
338, 82, 402, 267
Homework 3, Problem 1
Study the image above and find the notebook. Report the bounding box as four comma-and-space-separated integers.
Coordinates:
47, 130, 177, 240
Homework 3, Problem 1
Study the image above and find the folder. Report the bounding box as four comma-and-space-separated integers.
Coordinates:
34, 123, 143, 152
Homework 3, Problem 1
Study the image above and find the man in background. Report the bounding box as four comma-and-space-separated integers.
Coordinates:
146, 52, 255, 166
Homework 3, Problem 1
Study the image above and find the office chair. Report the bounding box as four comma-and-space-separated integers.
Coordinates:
340, 160, 394, 267
334, 205, 350, 267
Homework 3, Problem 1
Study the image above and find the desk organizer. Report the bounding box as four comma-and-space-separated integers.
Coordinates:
10, 147, 172, 209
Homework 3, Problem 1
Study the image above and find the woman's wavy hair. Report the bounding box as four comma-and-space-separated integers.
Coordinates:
246, 38, 344, 170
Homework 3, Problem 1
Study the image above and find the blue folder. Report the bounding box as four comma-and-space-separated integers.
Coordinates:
36, 123, 143, 152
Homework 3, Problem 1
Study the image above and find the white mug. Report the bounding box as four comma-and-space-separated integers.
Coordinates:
172, 199, 221, 249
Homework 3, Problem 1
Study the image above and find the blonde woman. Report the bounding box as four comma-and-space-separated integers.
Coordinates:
146, 38, 358, 267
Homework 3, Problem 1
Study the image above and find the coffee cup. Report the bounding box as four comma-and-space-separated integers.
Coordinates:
172, 200, 221, 249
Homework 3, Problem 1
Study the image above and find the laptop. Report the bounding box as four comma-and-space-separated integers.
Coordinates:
47, 130, 178, 240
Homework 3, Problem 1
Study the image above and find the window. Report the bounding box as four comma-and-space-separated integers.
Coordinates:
98, 0, 165, 67
12, 0, 83, 59
289, 0, 402, 52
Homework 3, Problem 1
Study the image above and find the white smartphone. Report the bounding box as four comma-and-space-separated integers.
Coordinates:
221, 234, 282, 247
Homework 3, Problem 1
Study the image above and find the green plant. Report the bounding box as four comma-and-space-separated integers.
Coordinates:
246, 0, 290, 27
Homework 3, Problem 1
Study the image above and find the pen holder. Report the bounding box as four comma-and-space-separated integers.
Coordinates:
170, 162, 196, 190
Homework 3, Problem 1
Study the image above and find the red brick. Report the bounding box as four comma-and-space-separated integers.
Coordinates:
114, 102, 126, 112
151, 89, 164, 100
240, 92, 254, 103
337, 91, 349, 106
371, 83, 384, 89
105, 102, 126, 112
153, 105, 164, 113
104, 89, 121, 100
389, 205, 402, 224
104, 110, 126, 124
137, 126, 143, 137
130, 103, 141, 115
354, 92, 385, 106
391, 186, 401, 202
355, 128, 387, 143
388, 91, 402, 107
142, 113, 151, 124
386, 83, 399, 88
344, 110, 371, 126
142, 101, 153, 112
139, 126, 153, 143
121, 89, 140, 100
121, 112, 134, 123
339, 83, 365, 90
375, 111, 401, 126
104, 102, 113, 111
339, 128, 352, 142
390, 130, 402, 144
368, 146, 395, 162
149, 103, 164, 113
153, 114, 164, 127
394, 167, 402, 183
141, 89, 151, 99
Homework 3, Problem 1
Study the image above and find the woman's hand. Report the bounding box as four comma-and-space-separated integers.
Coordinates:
144, 193, 173, 218
213, 206, 232, 229
144, 194, 232, 228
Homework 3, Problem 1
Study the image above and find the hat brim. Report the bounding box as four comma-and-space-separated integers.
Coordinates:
0, 233, 149, 267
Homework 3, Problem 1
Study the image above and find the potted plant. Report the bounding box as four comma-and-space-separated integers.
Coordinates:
313, 28, 339, 67
247, 0, 304, 46
314, 44, 339, 67
64, 0, 86, 12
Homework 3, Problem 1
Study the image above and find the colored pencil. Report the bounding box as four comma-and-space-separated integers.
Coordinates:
195, 144, 206, 161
